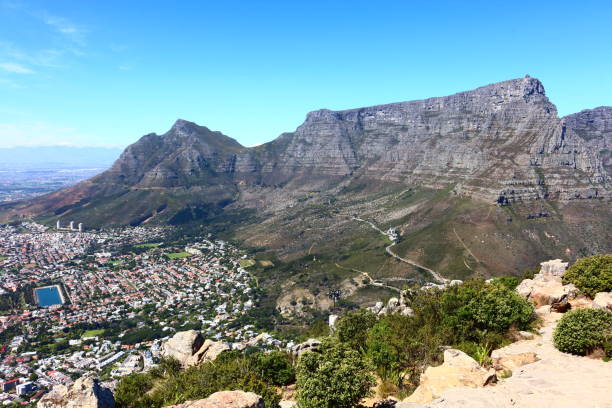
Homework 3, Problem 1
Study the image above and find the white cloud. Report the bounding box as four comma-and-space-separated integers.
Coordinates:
43, 15, 87, 46
0, 61, 33, 74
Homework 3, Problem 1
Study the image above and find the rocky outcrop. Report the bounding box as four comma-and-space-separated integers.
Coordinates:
593, 292, 612, 311
396, 301, 612, 408
369, 291, 418, 316
161, 330, 229, 367
165, 391, 263, 408
516, 259, 578, 307
404, 349, 496, 404
37, 377, 114, 408
291, 338, 321, 356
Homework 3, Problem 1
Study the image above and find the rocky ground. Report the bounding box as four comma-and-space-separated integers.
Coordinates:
399, 306, 611, 408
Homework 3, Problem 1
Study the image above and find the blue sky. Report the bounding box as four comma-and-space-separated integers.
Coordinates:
0, 0, 610, 148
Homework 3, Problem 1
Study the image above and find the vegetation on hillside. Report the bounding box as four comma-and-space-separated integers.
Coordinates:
114, 279, 536, 407
115, 351, 293, 408
562, 254, 612, 298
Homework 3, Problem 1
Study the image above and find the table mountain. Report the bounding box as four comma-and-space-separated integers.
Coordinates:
1, 76, 609, 281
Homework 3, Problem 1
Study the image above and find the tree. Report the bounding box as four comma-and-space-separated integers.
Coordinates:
366, 320, 399, 380
296, 338, 375, 408
335, 309, 376, 351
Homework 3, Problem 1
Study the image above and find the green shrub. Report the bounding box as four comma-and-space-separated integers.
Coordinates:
563, 254, 612, 298
296, 338, 375, 408
335, 309, 376, 351
252, 351, 295, 386
114, 373, 155, 408
115, 351, 282, 408
366, 320, 400, 380
491, 276, 521, 290
440, 280, 534, 341
553, 308, 612, 356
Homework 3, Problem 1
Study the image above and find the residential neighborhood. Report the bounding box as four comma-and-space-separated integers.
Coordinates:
0, 222, 279, 406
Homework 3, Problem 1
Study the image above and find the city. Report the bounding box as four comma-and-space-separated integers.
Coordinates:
0, 222, 279, 405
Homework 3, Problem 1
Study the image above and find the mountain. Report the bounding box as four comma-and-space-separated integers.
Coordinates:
0, 146, 123, 169
0, 76, 610, 291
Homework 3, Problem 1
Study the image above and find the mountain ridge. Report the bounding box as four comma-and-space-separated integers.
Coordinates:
0, 76, 610, 281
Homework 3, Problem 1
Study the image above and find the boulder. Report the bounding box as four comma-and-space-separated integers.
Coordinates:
516, 259, 577, 308
539, 259, 569, 276
38, 377, 114, 408
279, 401, 297, 408
162, 331, 228, 367
371, 301, 384, 314
404, 349, 496, 403
517, 331, 534, 340
593, 292, 612, 311
191, 339, 230, 366
491, 351, 538, 372
161, 330, 204, 367
166, 391, 263, 408
293, 338, 321, 355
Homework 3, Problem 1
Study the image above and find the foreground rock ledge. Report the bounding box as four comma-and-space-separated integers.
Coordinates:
37, 376, 114, 408
165, 391, 264, 408
404, 349, 496, 403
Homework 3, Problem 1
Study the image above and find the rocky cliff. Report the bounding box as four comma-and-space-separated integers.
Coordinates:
1, 76, 609, 225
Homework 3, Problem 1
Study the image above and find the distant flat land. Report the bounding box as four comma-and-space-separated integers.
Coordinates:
0, 167, 109, 202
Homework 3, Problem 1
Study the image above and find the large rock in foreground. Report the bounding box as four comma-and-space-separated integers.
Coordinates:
516, 259, 578, 307
38, 377, 114, 408
161, 330, 229, 367
404, 349, 496, 404
165, 391, 263, 408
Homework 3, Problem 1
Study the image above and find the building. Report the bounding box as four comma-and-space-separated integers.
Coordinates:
69, 221, 75, 230
78, 223, 84, 232
16, 382, 35, 396
1, 379, 18, 392
56, 220, 61, 230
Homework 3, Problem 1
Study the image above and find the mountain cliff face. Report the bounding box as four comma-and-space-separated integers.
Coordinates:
0, 76, 609, 279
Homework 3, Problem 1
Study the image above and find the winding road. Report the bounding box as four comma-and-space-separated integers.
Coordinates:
352, 217, 447, 284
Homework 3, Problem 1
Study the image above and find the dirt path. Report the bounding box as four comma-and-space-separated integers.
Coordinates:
352, 216, 447, 284
400, 307, 612, 408
334, 263, 401, 293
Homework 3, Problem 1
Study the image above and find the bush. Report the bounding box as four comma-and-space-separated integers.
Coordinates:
296, 338, 375, 408
553, 308, 612, 356
490, 276, 521, 290
366, 320, 399, 380
335, 309, 377, 351
252, 351, 295, 386
563, 254, 612, 298
115, 351, 283, 408
440, 280, 534, 341
114, 373, 155, 408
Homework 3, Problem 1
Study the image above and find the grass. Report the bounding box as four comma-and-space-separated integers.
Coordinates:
134, 243, 161, 248
166, 251, 192, 259
0, 256, 7, 262
240, 259, 256, 268
82, 329, 105, 338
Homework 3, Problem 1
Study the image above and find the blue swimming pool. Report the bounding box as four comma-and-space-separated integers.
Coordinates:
35, 286, 64, 307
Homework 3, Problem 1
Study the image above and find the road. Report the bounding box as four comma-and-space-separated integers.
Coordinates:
352, 216, 447, 284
